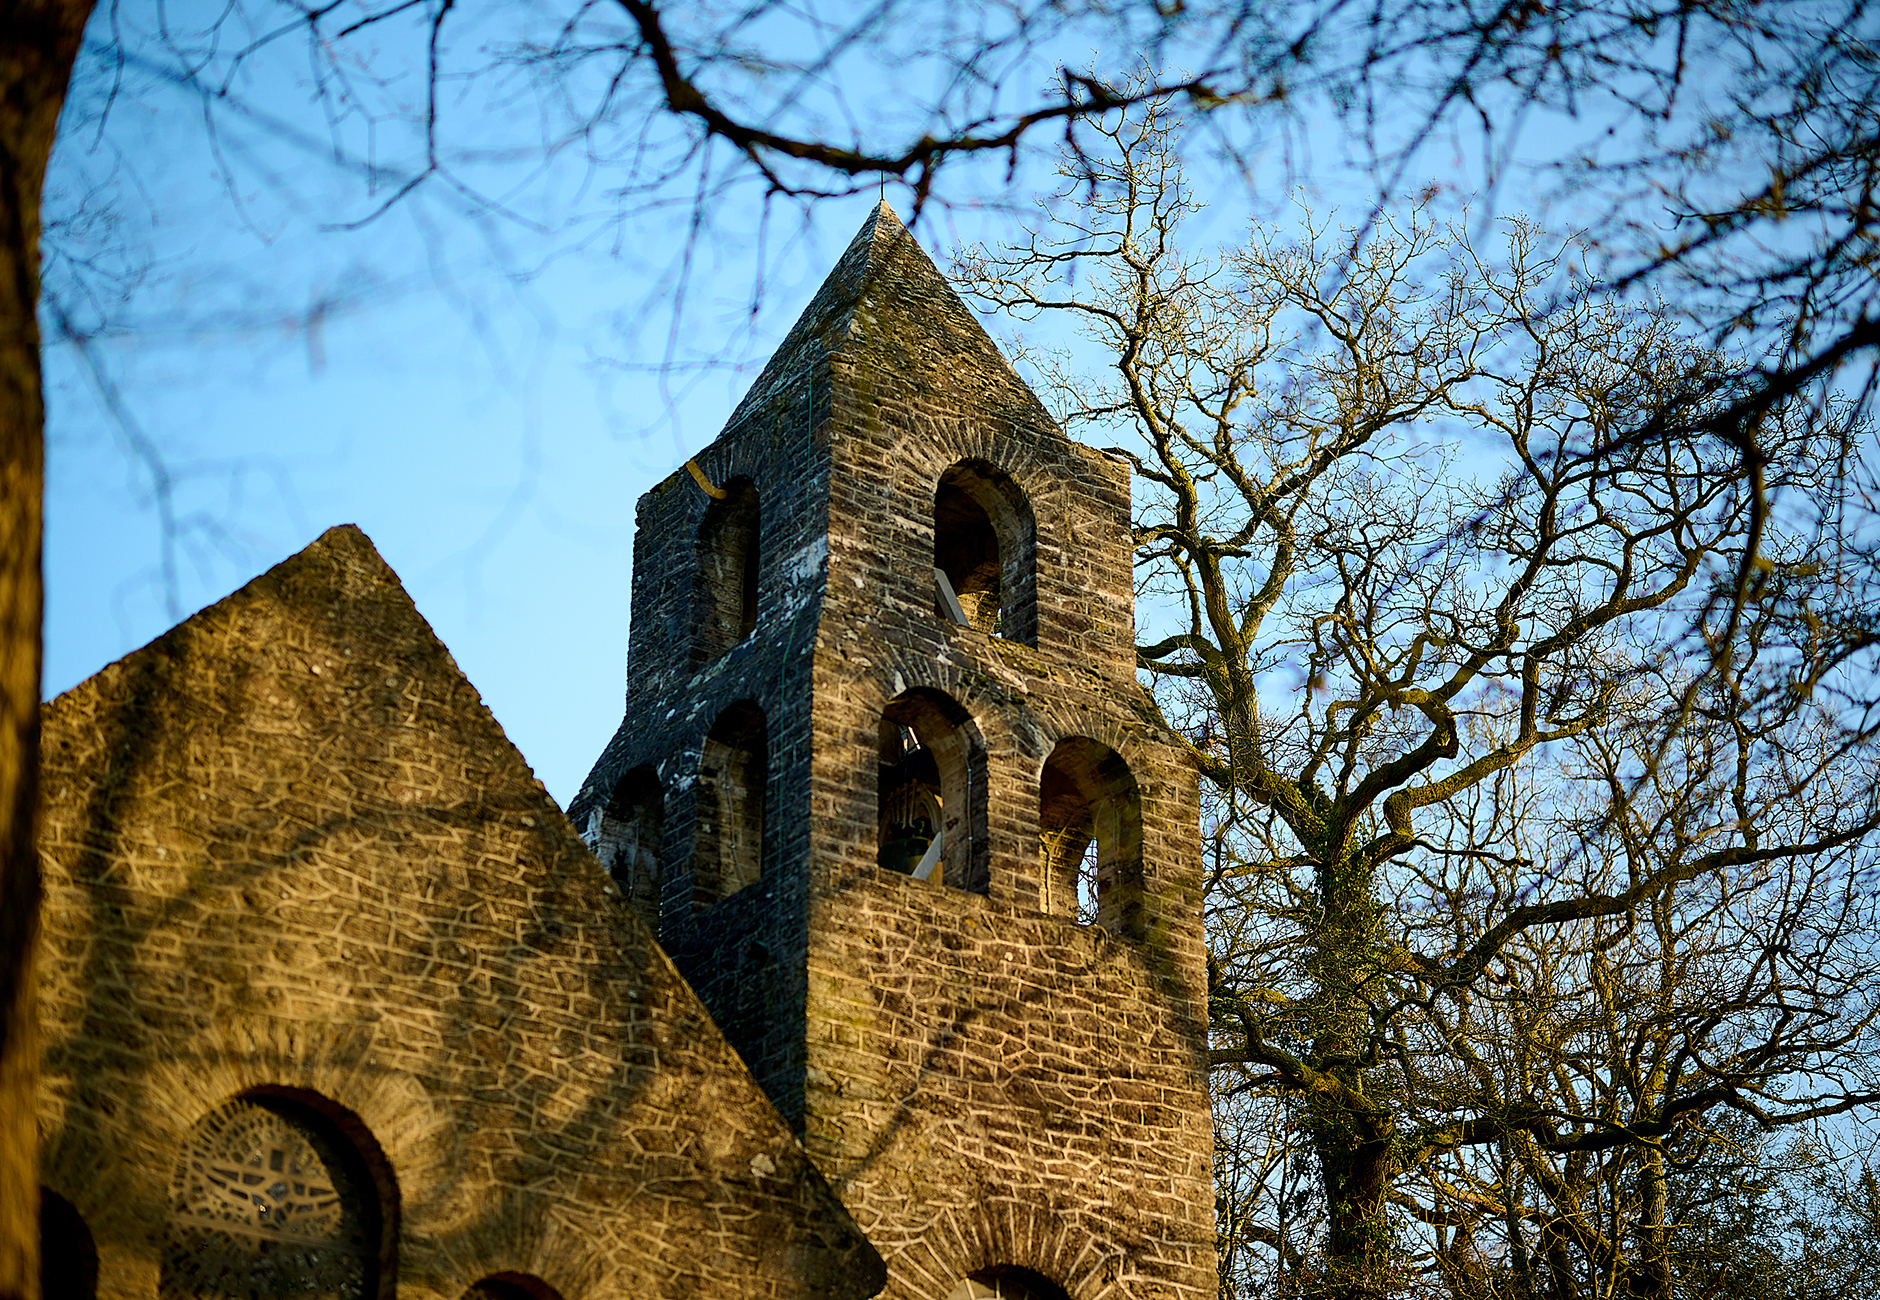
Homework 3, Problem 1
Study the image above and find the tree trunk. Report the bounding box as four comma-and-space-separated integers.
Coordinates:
0, 6, 92, 1299
1541, 1225, 1578, 1300
1625, 1149, 1673, 1300
1314, 1124, 1394, 1300
1307, 852, 1395, 1300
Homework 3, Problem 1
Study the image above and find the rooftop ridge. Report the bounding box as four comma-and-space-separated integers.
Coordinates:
721, 203, 1059, 437
47, 523, 392, 710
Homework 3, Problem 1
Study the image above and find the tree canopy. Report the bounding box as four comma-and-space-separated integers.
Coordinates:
958, 100, 1880, 1299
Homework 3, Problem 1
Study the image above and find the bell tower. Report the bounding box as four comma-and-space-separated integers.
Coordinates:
572, 206, 1214, 1300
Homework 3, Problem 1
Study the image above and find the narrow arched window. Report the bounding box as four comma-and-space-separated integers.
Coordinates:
163, 1093, 394, 1300
877, 689, 988, 895
947, 1266, 1072, 1300
693, 701, 767, 907
40, 1188, 98, 1300
693, 476, 760, 664
933, 461, 1036, 645
461, 1275, 566, 1300
591, 766, 663, 932
1039, 737, 1144, 937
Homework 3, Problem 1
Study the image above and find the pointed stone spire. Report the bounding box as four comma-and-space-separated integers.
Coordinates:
726, 203, 1059, 437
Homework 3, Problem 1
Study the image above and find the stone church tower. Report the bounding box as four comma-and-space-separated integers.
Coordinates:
572, 206, 1215, 1300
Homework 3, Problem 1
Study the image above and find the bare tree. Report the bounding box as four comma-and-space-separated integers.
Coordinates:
543, 1, 1880, 482
1675, 1125, 1880, 1299
1408, 672, 1880, 1298
956, 102, 1880, 1300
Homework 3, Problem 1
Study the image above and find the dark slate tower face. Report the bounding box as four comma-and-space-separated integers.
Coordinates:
573, 205, 1214, 1300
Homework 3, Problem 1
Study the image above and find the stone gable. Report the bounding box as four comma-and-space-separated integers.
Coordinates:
36, 524, 883, 1300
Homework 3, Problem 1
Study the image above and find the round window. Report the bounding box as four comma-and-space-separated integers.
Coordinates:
162, 1097, 378, 1300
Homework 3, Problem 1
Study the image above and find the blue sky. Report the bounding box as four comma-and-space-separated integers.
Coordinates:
36, 0, 1557, 804
37, 5, 1081, 804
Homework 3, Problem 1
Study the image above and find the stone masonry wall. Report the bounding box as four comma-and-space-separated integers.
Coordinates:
571, 372, 831, 1128
800, 272, 1214, 1299
36, 526, 882, 1300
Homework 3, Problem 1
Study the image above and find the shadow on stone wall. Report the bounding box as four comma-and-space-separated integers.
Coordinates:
36, 526, 882, 1300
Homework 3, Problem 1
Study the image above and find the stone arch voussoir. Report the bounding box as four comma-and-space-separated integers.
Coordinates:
883, 1198, 1134, 1300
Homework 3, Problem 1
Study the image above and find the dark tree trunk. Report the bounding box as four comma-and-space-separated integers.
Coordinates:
0, 5, 92, 1299
1307, 851, 1396, 1300
1625, 1151, 1673, 1300
1315, 1125, 1394, 1300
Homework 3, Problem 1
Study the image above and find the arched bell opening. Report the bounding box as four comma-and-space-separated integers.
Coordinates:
692, 476, 760, 665
876, 689, 989, 896
1039, 737, 1144, 938
933, 461, 1037, 645
693, 701, 767, 908
599, 765, 664, 933
161, 1089, 398, 1300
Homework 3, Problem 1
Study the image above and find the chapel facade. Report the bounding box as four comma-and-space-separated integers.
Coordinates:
34, 206, 1213, 1300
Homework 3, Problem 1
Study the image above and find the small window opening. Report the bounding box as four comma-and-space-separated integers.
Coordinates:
947, 1266, 1073, 1300
462, 1275, 565, 1300
693, 702, 767, 907
933, 461, 1036, 645
693, 476, 760, 664
1074, 838, 1101, 925
876, 690, 989, 895
41, 1188, 98, 1300
878, 721, 943, 879
1039, 737, 1144, 937
934, 480, 1000, 634
593, 766, 663, 932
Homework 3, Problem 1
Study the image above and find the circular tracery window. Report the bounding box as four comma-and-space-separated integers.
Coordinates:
161, 1097, 379, 1300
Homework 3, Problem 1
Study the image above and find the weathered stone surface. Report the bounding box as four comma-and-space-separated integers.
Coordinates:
575, 207, 1215, 1300
36, 525, 883, 1300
